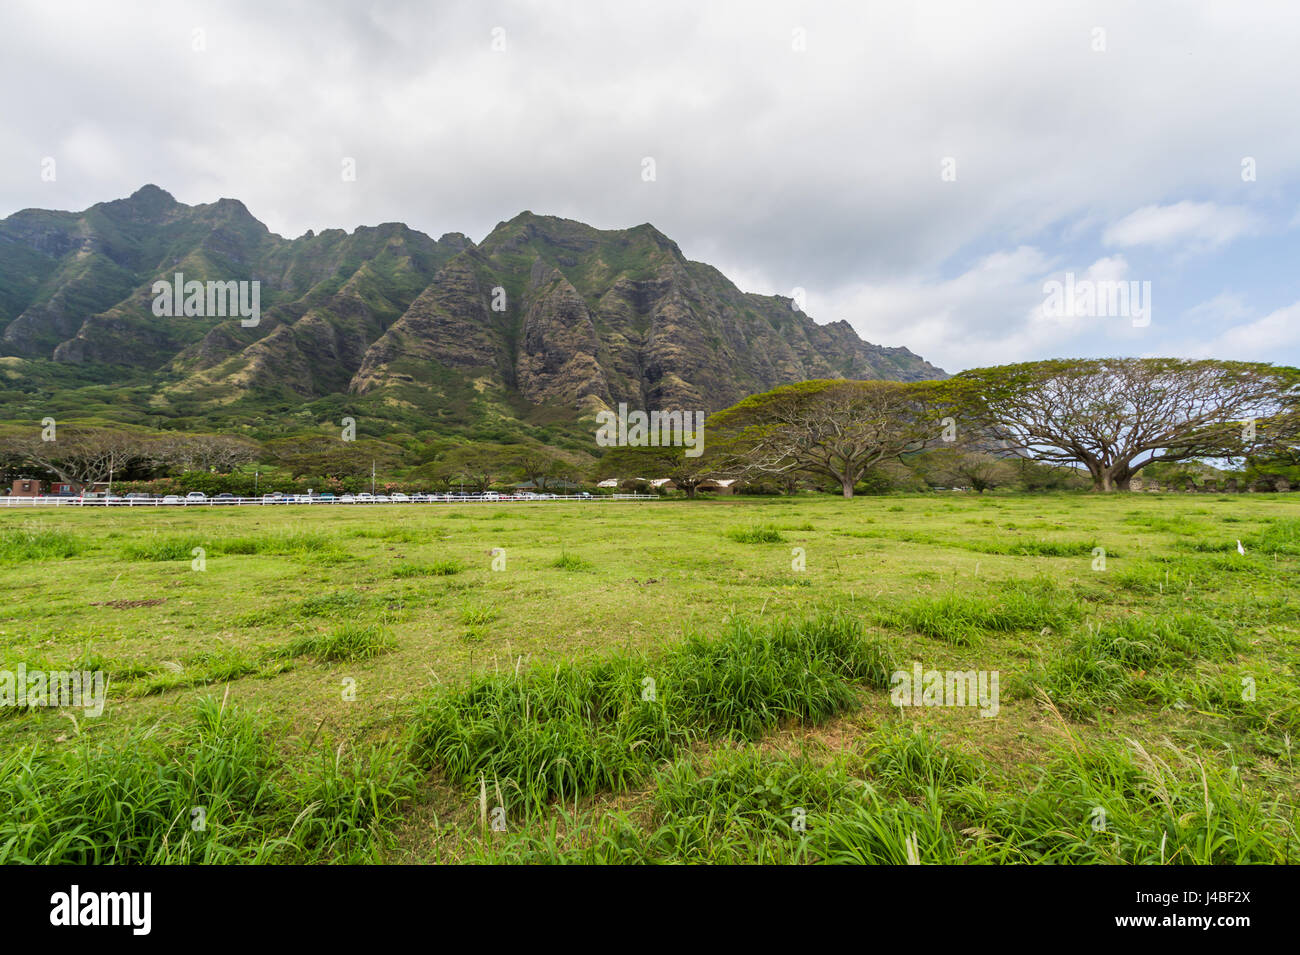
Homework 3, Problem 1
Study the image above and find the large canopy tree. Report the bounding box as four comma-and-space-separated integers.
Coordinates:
944, 358, 1300, 491
512, 446, 593, 491
152, 433, 259, 473
710, 379, 939, 498
0, 425, 158, 486
264, 435, 404, 480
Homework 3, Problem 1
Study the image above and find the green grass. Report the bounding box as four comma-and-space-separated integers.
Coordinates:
393, 558, 464, 578
285, 623, 396, 662
0, 695, 416, 863
726, 524, 786, 543
0, 525, 86, 562
408, 612, 892, 815
550, 552, 592, 571
875, 577, 1081, 646
1, 492, 1297, 864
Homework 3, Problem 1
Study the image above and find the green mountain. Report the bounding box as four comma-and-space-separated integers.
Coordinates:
0, 186, 944, 439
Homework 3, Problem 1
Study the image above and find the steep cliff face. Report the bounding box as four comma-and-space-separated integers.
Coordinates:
0, 188, 944, 429
349, 212, 945, 417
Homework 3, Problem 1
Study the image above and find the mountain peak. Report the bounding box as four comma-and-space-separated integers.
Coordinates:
128, 183, 176, 203
111, 183, 180, 219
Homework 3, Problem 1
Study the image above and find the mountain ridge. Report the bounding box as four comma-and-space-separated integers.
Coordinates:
0, 186, 945, 436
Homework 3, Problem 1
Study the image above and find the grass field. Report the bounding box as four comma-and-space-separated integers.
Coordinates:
1, 493, 1297, 863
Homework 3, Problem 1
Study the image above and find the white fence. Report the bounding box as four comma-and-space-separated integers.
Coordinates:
2, 494, 657, 508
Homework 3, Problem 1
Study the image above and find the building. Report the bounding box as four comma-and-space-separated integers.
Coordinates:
10, 478, 43, 497
697, 479, 740, 495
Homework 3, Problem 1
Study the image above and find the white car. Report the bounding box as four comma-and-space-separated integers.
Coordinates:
340, 494, 356, 503
357, 493, 375, 503
481, 492, 500, 502
185, 492, 207, 502
390, 492, 410, 502
162, 495, 182, 504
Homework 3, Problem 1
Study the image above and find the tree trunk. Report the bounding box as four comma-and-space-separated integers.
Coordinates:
841, 478, 854, 498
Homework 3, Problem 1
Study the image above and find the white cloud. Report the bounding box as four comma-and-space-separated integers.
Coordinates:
1102, 201, 1259, 250
1169, 300, 1300, 361
2, 0, 1300, 369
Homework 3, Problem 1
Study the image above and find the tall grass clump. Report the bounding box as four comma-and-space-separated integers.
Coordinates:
863, 726, 981, 794
217, 531, 339, 556
551, 552, 592, 571
670, 614, 893, 737
1033, 612, 1240, 717
0, 526, 85, 562
962, 537, 1108, 557
409, 611, 893, 815
0, 697, 276, 863
123, 531, 348, 563
410, 658, 679, 814
878, 577, 1080, 645
726, 525, 786, 544
1248, 517, 1300, 556
121, 534, 204, 561
393, 558, 464, 578
0, 696, 416, 864
979, 735, 1297, 863
286, 622, 395, 662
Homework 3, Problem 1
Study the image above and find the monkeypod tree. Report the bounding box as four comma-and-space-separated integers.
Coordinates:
710, 379, 940, 498
264, 434, 404, 480
512, 446, 592, 492
945, 358, 1300, 492
150, 433, 259, 473
0, 424, 159, 486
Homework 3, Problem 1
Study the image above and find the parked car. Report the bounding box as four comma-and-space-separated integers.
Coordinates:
390, 492, 410, 502
185, 492, 207, 502
339, 494, 356, 503
481, 492, 500, 502
318, 492, 336, 502
215, 493, 236, 503
162, 495, 182, 504
356, 493, 375, 502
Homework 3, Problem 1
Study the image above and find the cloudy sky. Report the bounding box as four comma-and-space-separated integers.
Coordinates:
3, 0, 1299, 372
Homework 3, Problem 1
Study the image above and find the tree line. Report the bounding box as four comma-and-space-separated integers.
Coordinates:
3, 358, 1296, 496
602, 358, 1300, 497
